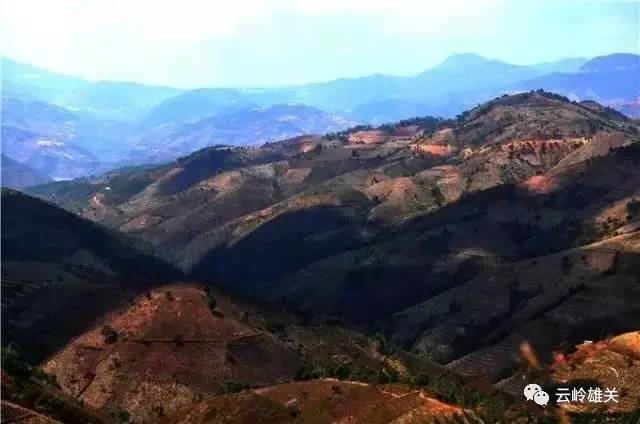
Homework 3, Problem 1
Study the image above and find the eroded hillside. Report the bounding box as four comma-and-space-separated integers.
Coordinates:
24, 92, 640, 405
41, 284, 452, 423
29, 93, 639, 265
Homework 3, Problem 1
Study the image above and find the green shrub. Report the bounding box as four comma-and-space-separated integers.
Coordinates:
374, 368, 399, 385
431, 186, 445, 206
371, 333, 393, 355
219, 381, 249, 394
115, 409, 130, 423
1, 346, 31, 383
430, 373, 484, 408
100, 325, 119, 344
414, 372, 431, 386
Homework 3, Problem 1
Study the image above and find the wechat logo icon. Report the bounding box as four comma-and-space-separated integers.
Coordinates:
524, 383, 549, 406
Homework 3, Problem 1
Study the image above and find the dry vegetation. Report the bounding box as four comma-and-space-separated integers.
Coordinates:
6, 92, 640, 422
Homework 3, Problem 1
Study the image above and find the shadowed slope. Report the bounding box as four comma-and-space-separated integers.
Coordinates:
1, 189, 181, 362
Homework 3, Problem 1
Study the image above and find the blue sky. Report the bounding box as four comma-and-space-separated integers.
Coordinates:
2, 0, 638, 88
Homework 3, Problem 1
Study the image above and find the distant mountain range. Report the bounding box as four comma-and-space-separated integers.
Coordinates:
1, 53, 638, 184
131, 53, 637, 125
1, 96, 127, 180
132, 104, 357, 163
0, 154, 51, 189
518, 53, 640, 108
1, 58, 181, 120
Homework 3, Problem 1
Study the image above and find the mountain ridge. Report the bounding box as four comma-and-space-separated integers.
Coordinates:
3, 53, 638, 185
4, 92, 640, 422
28, 94, 640, 348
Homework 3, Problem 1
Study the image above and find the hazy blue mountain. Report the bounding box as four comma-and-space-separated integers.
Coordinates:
1, 125, 101, 180
139, 54, 591, 126
2, 57, 181, 119
287, 54, 539, 114
517, 53, 640, 107
285, 54, 551, 121
3, 53, 637, 179
580, 53, 639, 72
131, 104, 357, 163
343, 53, 634, 121
349, 99, 434, 124
143, 75, 405, 126
407, 54, 544, 102
64, 81, 181, 120
142, 88, 253, 127
423, 53, 540, 78
1, 57, 87, 102
530, 57, 588, 73
519, 69, 638, 102
7, 53, 635, 126
293, 73, 406, 113
1, 97, 87, 179
0, 154, 52, 189
1, 96, 137, 178
1, 95, 77, 131
2, 90, 347, 177
236, 87, 299, 106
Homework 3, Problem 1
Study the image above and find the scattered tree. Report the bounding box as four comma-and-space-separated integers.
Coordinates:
101, 325, 118, 344
431, 185, 445, 206
173, 334, 184, 347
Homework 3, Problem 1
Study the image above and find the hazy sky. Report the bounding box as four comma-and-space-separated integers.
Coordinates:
2, 0, 638, 88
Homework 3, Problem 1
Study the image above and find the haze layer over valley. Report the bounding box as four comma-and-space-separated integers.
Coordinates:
2, 53, 638, 184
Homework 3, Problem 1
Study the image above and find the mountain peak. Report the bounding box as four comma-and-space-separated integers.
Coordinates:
434, 53, 497, 71
580, 53, 640, 72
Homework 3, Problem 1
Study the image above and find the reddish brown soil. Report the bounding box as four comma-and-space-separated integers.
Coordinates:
179, 380, 463, 424
551, 332, 640, 413
44, 285, 300, 423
